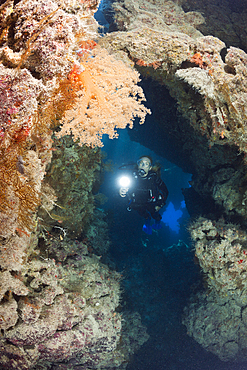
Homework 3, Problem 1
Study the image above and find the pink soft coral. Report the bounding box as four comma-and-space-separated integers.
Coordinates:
56, 46, 151, 147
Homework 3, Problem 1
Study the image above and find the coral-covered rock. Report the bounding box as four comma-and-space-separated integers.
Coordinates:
0, 271, 29, 301
6, 310, 59, 346
0, 298, 18, 331
0, 240, 148, 369
113, 0, 204, 38
85, 208, 112, 256
19, 296, 43, 324
0, 0, 150, 368
183, 290, 247, 361
189, 217, 247, 304
0, 65, 45, 236
100, 30, 247, 153
181, 0, 247, 52
0, 0, 98, 80
38, 136, 104, 238
0, 341, 37, 370
120, 311, 150, 358
0, 65, 43, 134
183, 217, 247, 361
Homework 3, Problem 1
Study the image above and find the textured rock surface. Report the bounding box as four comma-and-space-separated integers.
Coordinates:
0, 242, 149, 369
0, 0, 149, 368
182, 218, 247, 361
189, 218, 247, 304
100, 30, 247, 154
113, 0, 204, 38
183, 290, 247, 362
181, 0, 247, 52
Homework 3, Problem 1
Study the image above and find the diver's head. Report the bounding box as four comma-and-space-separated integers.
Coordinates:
137, 156, 152, 177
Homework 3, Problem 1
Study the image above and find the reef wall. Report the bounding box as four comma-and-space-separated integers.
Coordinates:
180, 0, 247, 52
0, 0, 150, 368
183, 217, 247, 362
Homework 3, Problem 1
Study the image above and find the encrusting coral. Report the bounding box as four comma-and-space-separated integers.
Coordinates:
0, 0, 150, 368
113, 0, 205, 38
38, 135, 104, 238
189, 217, 247, 304
183, 217, 247, 361
100, 28, 247, 154
0, 240, 149, 369
0, 65, 45, 235
100, 0, 247, 157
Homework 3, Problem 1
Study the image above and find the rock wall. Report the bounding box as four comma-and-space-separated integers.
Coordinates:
181, 0, 247, 52
183, 218, 247, 361
0, 0, 150, 368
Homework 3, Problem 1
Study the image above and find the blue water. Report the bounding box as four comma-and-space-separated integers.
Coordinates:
161, 201, 184, 234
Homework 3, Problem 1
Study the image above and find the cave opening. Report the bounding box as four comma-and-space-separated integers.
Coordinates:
2, 0, 247, 368
93, 0, 247, 366
91, 11, 247, 356
98, 77, 224, 370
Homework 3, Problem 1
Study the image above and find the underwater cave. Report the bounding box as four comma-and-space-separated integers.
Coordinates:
99, 73, 247, 370
1, 0, 247, 369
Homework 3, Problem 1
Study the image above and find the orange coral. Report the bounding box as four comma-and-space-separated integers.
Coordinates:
0, 151, 40, 232
190, 52, 206, 69
149, 61, 162, 69
77, 39, 97, 57
135, 59, 162, 69
136, 59, 148, 67
56, 46, 151, 147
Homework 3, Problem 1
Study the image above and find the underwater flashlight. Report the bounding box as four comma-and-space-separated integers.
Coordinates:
119, 176, 131, 188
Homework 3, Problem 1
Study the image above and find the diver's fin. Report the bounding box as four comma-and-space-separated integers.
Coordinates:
142, 219, 152, 235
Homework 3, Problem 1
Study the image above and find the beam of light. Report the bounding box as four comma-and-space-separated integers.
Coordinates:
118, 176, 131, 187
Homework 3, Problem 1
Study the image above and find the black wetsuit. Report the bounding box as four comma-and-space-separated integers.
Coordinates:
127, 169, 168, 221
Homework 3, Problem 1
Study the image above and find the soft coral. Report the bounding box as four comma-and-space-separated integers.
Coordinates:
57, 46, 151, 147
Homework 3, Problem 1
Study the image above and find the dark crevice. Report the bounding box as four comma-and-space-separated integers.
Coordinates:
220, 47, 227, 63
224, 64, 236, 75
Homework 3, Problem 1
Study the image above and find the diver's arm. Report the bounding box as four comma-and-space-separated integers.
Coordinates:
156, 176, 169, 202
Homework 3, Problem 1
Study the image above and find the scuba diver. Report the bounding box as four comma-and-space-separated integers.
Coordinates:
119, 156, 169, 235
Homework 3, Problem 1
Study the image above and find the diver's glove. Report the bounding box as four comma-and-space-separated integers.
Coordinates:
142, 219, 152, 235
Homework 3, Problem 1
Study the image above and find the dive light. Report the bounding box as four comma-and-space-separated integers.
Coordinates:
119, 176, 131, 188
